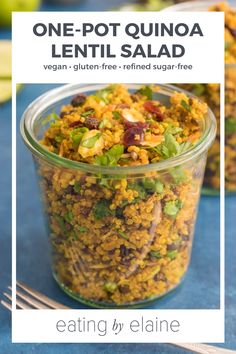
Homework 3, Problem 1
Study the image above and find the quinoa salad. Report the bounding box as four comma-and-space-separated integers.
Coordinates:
36, 84, 209, 307
209, 2, 236, 63
175, 3, 236, 192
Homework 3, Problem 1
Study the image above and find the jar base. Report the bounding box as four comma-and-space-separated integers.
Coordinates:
52, 272, 185, 309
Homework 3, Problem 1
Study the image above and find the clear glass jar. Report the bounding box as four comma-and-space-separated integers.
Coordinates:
162, 0, 236, 194
20, 84, 216, 308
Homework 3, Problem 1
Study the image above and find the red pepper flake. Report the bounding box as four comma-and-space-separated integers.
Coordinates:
143, 101, 164, 121
124, 121, 149, 130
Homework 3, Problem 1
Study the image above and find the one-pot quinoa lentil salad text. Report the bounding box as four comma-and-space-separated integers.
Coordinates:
35, 84, 211, 307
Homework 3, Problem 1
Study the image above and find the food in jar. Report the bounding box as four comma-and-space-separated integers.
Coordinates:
37, 84, 209, 306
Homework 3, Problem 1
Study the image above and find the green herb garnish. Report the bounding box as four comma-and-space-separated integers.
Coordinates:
70, 127, 89, 146
81, 133, 101, 148
55, 215, 67, 233
104, 281, 117, 293
94, 86, 114, 104
117, 230, 129, 240
167, 250, 178, 260
95, 144, 124, 166
181, 99, 191, 112
77, 225, 88, 233
155, 133, 193, 159
55, 135, 63, 143
164, 200, 183, 217
99, 117, 112, 129
149, 251, 162, 259
93, 200, 114, 220
225, 117, 236, 134
192, 84, 205, 96
112, 111, 121, 120
81, 109, 95, 117
64, 211, 73, 223
164, 124, 183, 135
74, 181, 81, 193
138, 85, 153, 100
141, 178, 164, 193
42, 111, 58, 126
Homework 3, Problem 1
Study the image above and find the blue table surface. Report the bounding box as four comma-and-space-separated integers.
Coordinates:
0, 1, 236, 353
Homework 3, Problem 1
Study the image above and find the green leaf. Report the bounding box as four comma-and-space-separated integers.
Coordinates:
138, 85, 153, 100
94, 86, 114, 104
117, 230, 129, 240
155, 133, 192, 160
181, 99, 191, 112
70, 127, 89, 146
170, 167, 188, 184
162, 133, 180, 158
141, 178, 164, 193
192, 84, 205, 96
93, 200, 114, 220
81, 133, 101, 148
95, 144, 124, 166
149, 251, 162, 259
178, 141, 193, 154
42, 111, 58, 126
99, 117, 112, 129
64, 211, 73, 223
112, 111, 121, 120
164, 200, 183, 217
164, 124, 183, 135
167, 250, 178, 260
81, 109, 95, 117
78, 225, 88, 233
74, 181, 81, 193
104, 281, 117, 293
225, 41, 231, 50
55, 135, 63, 143
55, 215, 67, 233
225, 117, 236, 134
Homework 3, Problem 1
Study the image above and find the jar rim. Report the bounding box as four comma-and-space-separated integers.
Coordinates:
20, 83, 217, 175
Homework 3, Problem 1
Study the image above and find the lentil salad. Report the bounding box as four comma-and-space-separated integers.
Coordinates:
32, 84, 213, 307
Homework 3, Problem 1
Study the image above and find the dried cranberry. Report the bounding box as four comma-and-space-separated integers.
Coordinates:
71, 94, 86, 107
124, 120, 149, 130
143, 101, 164, 121
85, 117, 99, 130
69, 121, 83, 128
118, 285, 130, 294
123, 127, 144, 147
60, 110, 74, 118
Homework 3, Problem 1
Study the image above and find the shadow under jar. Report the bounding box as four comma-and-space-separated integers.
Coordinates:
163, 0, 236, 194
20, 84, 216, 308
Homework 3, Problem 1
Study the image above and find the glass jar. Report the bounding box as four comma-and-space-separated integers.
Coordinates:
20, 84, 216, 308
162, 0, 236, 194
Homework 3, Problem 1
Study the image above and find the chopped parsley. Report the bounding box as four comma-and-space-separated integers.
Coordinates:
181, 99, 191, 112
164, 200, 183, 217
81, 133, 101, 148
93, 200, 114, 220
95, 144, 124, 166
137, 85, 153, 100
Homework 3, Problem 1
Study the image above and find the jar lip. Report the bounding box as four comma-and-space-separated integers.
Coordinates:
20, 83, 217, 175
